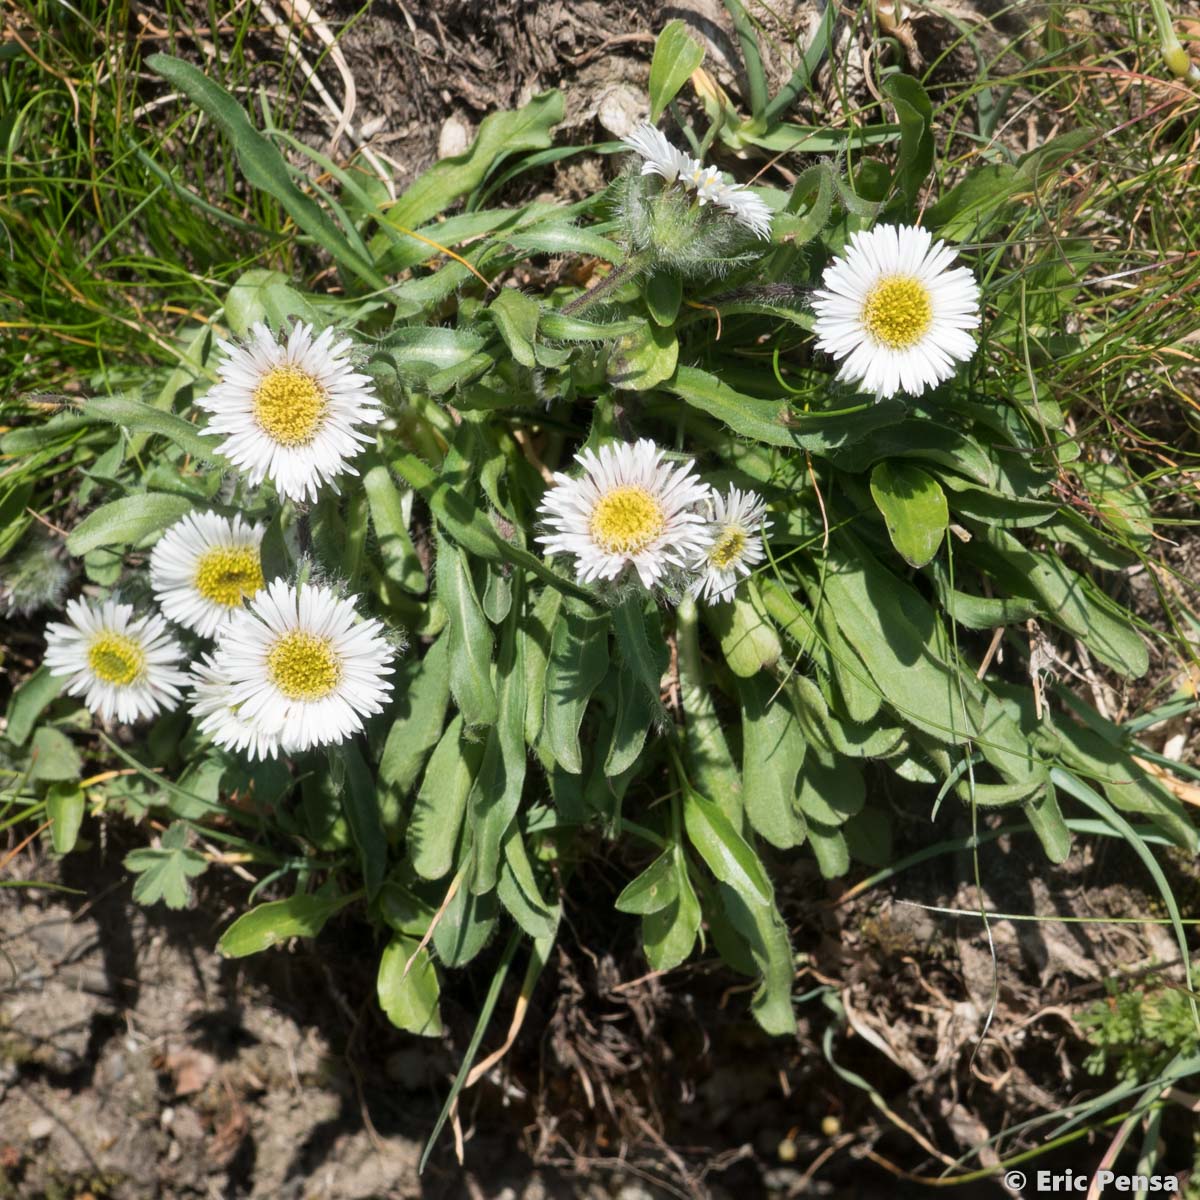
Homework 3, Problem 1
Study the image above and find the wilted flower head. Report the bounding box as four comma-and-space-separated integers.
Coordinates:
618, 122, 774, 262
690, 486, 769, 604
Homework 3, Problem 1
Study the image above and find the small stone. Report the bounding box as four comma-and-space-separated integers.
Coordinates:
596, 83, 646, 140
438, 114, 471, 159
27, 1117, 55, 1141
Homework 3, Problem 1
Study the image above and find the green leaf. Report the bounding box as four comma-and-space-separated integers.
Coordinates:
124, 822, 208, 911
806, 819, 850, 878
717, 883, 796, 1036
29, 726, 81, 783
506, 224, 624, 263
148, 54, 385, 290
379, 633, 451, 802
795, 749, 865, 827
677, 640, 743, 824
410, 715, 478, 881
645, 272, 682, 326
379, 91, 564, 237
435, 534, 498, 726
469, 619, 527, 894
488, 288, 540, 368
378, 880, 437, 937
802, 546, 976, 744
1074, 462, 1153, 541
1024, 785, 1071, 864
926, 130, 1091, 241
706, 584, 782, 678
683, 787, 771, 907
611, 596, 668, 715
389, 450, 591, 601
46, 783, 85, 855
609, 321, 678, 392
977, 693, 1047, 786
615, 851, 679, 915
379, 327, 487, 384
1054, 714, 1195, 850
603, 662, 658, 777
842, 805, 893, 867
5, 667, 62, 747
649, 20, 704, 121
363, 457, 426, 594
223, 267, 318, 333
433, 868, 497, 967
67, 493, 195, 556
81, 393, 218, 462
883, 74, 934, 213
218, 888, 357, 957
523, 586, 563, 747
976, 526, 1148, 678
739, 676, 806, 849
642, 847, 701, 971
665, 366, 905, 452
497, 826, 559, 941
337, 743, 387, 902
827, 421, 995, 486
544, 599, 610, 774
870, 461, 948, 568
538, 312, 644, 342
377, 935, 443, 1036
816, 601, 881, 724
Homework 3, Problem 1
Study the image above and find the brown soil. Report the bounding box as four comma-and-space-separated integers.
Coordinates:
4, 813, 1199, 1198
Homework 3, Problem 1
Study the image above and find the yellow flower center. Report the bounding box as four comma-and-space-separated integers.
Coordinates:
589, 486, 665, 556
267, 631, 341, 701
708, 526, 748, 570
193, 546, 264, 609
87, 633, 145, 686
252, 366, 327, 446
861, 276, 933, 349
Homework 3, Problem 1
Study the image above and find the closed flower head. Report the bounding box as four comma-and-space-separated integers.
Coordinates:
812, 224, 980, 398
198, 321, 382, 503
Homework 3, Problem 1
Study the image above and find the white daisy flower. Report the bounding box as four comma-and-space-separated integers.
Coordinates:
43, 598, 189, 724
209, 579, 394, 753
688, 161, 726, 206
622, 122, 694, 184
689, 486, 769, 605
621, 123, 773, 239
149, 511, 265, 639
198, 320, 382, 503
811, 224, 981, 399
711, 182, 773, 240
188, 654, 282, 761
537, 439, 712, 588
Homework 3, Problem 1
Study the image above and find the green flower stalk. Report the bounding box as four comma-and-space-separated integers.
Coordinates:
1150, 0, 1200, 83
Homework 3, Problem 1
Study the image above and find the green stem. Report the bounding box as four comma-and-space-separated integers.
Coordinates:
560, 251, 650, 317
418, 929, 521, 1173
722, 0, 768, 126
